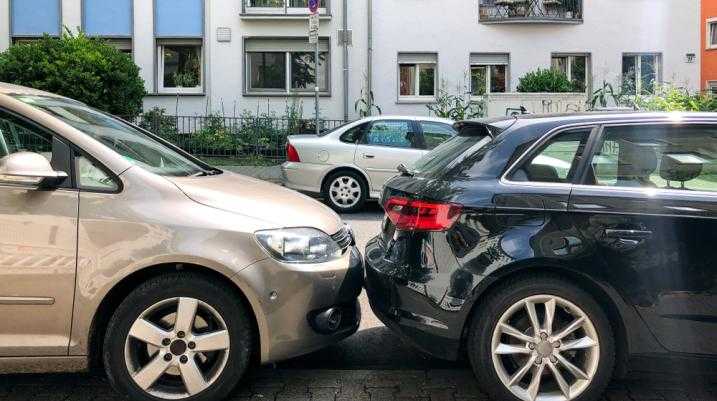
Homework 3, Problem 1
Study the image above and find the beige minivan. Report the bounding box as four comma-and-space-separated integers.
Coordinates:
0, 83, 363, 401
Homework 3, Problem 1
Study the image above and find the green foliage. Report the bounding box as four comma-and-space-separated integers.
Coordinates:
427, 81, 485, 121
589, 81, 629, 109
517, 68, 577, 93
190, 114, 240, 153
0, 30, 146, 118
634, 84, 717, 112
139, 107, 177, 138
355, 87, 382, 118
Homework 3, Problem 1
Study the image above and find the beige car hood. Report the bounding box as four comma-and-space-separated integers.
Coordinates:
168, 171, 343, 235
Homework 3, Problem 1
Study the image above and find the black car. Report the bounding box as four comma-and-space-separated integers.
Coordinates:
364, 112, 717, 401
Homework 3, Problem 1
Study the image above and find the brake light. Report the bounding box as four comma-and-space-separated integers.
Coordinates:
384, 196, 463, 232
286, 143, 300, 162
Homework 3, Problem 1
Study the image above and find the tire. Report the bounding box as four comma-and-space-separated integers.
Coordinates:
467, 275, 615, 401
322, 170, 368, 213
103, 273, 253, 401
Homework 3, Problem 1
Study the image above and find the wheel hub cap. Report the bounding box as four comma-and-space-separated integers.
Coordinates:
536, 341, 553, 358
329, 176, 361, 208
170, 340, 187, 356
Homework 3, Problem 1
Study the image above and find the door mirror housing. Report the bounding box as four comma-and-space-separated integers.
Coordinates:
0, 152, 68, 188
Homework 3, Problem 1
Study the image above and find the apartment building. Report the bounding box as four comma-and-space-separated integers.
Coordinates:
0, 0, 702, 119
704, 0, 717, 93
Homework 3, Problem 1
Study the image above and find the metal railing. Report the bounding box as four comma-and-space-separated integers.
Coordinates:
479, 0, 583, 23
133, 114, 346, 163
242, 0, 329, 16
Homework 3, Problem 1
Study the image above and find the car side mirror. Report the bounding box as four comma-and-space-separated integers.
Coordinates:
0, 152, 68, 188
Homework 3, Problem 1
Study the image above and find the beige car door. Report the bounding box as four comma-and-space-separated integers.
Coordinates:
354, 119, 425, 193
0, 111, 78, 356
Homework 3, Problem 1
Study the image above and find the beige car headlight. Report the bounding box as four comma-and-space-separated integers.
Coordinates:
255, 228, 342, 263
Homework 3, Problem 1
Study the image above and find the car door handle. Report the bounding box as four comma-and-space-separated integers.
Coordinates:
603, 229, 653, 240
362, 154, 375, 159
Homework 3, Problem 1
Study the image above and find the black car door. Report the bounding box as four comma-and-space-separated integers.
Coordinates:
568, 122, 717, 355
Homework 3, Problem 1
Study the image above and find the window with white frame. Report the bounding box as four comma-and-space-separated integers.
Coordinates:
245, 38, 329, 95
708, 18, 717, 49
398, 53, 437, 100
154, 0, 204, 94
551, 53, 590, 92
622, 53, 661, 95
245, 0, 327, 14
470, 53, 509, 96
158, 40, 203, 94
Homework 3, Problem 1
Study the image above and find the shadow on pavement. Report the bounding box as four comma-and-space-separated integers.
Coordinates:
277, 326, 469, 370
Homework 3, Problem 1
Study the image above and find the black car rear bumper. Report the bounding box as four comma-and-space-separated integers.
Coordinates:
364, 236, 462, 361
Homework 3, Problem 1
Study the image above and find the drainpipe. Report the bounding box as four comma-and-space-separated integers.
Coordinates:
367, 0, 373, 105
342, 0, 349, 122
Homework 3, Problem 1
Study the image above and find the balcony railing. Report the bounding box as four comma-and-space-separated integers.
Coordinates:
479, 0, 583, 23
241, 0, 330, 18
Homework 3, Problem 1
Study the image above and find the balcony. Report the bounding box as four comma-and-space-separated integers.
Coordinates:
241, 0, 331, 19
479, 0, 583, 24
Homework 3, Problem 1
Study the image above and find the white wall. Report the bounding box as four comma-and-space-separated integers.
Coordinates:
370, 0, 701, 117
0, 0, 702, 120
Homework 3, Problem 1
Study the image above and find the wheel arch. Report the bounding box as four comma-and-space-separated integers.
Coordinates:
460, 263, 631, 378
87, 263, 263, 371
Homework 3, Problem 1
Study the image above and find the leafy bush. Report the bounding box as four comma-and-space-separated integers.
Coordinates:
517, 68, 576, 93
634, 84, 717, 112
0, 31, 146, 118
189, 115, 240, 154
138, 107, 177, 138
427, 82, 485, 121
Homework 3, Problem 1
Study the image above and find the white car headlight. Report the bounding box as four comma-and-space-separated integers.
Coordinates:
255, 227, 342, 263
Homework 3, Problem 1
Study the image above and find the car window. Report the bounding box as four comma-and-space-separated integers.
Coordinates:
511, 129, 591, 183
340, 123, 366, 143
0, 112, 53, 161
363, 120, 415, 148
76, 155, 118, 191
587, 124, 717, 191
420, 121, 456, 150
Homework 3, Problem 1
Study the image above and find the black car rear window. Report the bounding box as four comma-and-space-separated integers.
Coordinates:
411, 126, 495, 178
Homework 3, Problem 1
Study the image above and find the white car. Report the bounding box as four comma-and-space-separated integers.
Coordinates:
282, 116, 457, 212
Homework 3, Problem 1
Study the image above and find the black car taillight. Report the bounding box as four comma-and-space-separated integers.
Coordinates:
384, 196, 462, 232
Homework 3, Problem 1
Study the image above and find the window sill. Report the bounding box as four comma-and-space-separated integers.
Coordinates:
146, 92, 206, 97
244, 91, 331, 97
396, 97, 436, 105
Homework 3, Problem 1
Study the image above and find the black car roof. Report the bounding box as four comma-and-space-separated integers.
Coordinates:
461, 111, 717, 127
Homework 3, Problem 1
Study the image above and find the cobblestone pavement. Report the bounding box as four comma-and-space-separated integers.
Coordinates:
1, 206, 715, 401
0, 368, 715, 401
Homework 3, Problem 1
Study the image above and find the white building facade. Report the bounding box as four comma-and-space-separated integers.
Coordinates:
0, 0, 702, 120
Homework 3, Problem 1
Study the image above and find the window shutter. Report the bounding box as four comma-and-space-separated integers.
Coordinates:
11, 0, 60, 37
398, 53, 437, 65
155, 0, 204, 38
84, 0, 132, 37
245, 38, 329, 53
470, 53, 509, 65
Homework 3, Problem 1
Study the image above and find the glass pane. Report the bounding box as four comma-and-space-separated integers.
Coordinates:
248, 52, 286, 90
290, 52, 328, 91
419, 65, 435, 96
622, 56, 637, 95
471, 66, 487, 96
640, 55, 658, 94
365, 121, 413, 148
490, 65, 507, 93
570, 56, 587, 92
249, 0, 283, 6
551, 56, 568, 75
399, 64, 416, 96
288, 0, 327, 7
420, 122, 456, 150
77, 156, 117, 190
711, 23, 717, 46
0, 115, 53, 160
15, 95, 207, 177
513, 130, 589, 183
590, 125, 717, 192
162, 45, 202, 89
